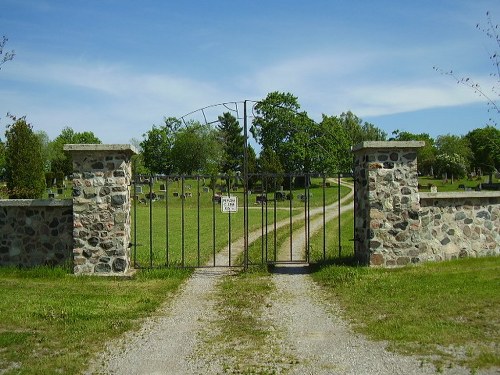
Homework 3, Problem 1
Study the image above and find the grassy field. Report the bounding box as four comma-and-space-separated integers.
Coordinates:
0, 266, 191, 375
311, 256, 500, 372
418, 175, 498, 192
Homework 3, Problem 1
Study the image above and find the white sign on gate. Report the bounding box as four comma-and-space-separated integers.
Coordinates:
221, 196, 238, 213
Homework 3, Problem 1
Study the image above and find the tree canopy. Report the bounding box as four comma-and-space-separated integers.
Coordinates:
251, 91, 314, 173
140, 118, 179, 175
466, 125, 500, 182
50, 127, 101, 176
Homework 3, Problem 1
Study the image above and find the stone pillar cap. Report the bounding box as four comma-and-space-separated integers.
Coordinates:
63, 144, 138, 155
352, 141, 425, 153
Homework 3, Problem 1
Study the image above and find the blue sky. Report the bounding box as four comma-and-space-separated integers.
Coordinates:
0, 0, 499, 145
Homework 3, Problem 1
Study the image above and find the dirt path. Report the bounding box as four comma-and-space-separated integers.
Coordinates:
85, 181, 478, 374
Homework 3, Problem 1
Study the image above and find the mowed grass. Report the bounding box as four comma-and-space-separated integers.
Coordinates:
311, 256, 500, 372
0, 266, 191, 375
308, 200, 355, 263
418, 175, 498, 192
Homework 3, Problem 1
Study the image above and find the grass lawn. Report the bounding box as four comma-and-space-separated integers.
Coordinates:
0, 266, 191, 375
311, 256, 500, 372
418, 175, 498, 192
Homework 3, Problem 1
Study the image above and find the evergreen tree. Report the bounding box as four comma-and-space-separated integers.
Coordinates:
217, 112, 245, 173
5, 116, 45, 198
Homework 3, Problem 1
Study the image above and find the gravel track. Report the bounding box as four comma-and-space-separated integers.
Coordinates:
85, 181, 493, 374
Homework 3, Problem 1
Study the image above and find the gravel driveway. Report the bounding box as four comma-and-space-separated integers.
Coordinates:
85, 182, 492, 375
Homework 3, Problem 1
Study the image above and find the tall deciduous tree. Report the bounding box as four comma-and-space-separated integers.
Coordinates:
49, 127, 101, 176
434, 134, 472, 179
338, 111, 387, 146
314, 115, 352, 173
251, 91, 314, 173
4, 116, 45, 198
171, 121, 221, 175
217, 112, 244, 173
140, 117, 181, 175
466, 125, 500, 182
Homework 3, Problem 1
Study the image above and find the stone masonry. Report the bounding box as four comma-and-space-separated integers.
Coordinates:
352, 141, 500, 266
419, 192, 499, 261
353, 141, 424, 266
64, 144, 137, 275
0, 200, 73, 267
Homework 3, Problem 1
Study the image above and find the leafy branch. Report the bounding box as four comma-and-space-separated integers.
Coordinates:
0, 36, 15, 70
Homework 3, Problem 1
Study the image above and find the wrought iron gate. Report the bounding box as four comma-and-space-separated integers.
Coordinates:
131, 172, 352, 269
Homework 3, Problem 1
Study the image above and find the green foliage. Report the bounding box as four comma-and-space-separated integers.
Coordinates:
434, 153, 469, 179
217, 112, 245, 173
4, 116, 46, 198
140, 117, 180, 175
171, 121, 222, 175
434, 134, 472, 178
0, 140, 5, 179
466, 125, 500, 182
314, 115, 352, 173
391, 130, 436, 175
338, 111, 387, 146
49, 126, 101, 176
252, 91, 314, 173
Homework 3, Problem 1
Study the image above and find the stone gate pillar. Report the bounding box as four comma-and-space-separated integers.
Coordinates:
352, 141, 424, 266
64, 144, 137, 275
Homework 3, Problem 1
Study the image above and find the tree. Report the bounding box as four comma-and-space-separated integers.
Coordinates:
258, 147, 284, 188
434, 134, 472, 179
313, 115, 352, 174
466, 125, 500, 182
4, 116, 45, 198
391, 130, 436, 175
251, 92, 314, 173
434, 11, 499, 125
0, 140, 6, 180
217, 112, 245, 173
49, 127, 101, 176
338, 111, 387, 146
171, 121, 221, 175
36, 131, 52, 172
140, 117, 180, 175
0, 36, 15, 70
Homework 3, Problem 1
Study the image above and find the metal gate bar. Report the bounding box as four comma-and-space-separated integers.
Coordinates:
132, 172, 351, 269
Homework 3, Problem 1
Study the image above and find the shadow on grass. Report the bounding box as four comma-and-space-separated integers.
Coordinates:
308, 255, 363, 272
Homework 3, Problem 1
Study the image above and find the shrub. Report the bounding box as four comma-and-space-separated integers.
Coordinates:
5, 116, 46, 199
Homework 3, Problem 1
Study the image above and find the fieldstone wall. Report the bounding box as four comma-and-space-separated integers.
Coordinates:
352, 141, 500, 266
419, 192, 499, 261
0, 200, 73, 267
64, 144, 137, 276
